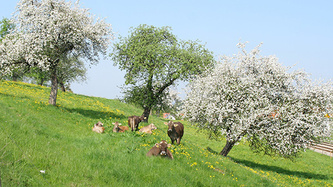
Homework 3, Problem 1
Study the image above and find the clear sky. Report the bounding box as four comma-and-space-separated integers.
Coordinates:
1, 0, 332, 99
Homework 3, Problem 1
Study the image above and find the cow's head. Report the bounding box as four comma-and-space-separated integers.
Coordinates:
155, 140, 171, 156
149, 123, 157, 130
112, 122, 121, 126
112, 122, 121, 131
165, 121, 178, 132
95, 121, 104, 127
139, 115, 147, 122
93, 121, 105, 133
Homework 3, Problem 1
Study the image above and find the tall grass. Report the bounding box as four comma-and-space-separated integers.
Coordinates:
0, 80, 332, 186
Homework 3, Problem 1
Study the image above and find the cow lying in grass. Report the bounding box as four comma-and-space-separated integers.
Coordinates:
139, 123, 157, 134
164, 121, 184, 144
92, 121, 105, 133
128, 115, 145, 131
112, 122, 129, 133
146, 140, 173, 159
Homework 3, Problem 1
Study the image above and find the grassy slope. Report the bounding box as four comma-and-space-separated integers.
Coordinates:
0, 80, 332, 186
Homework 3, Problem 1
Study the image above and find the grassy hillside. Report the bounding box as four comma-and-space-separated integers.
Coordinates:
0, 80, 332, 186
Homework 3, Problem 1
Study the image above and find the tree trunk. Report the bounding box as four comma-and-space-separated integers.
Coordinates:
39, 78, 44, 86
142, 106, 151, 122
12, 72, 18, 81
48, 65, 58, 106
219, 140, 236, 156
59, 81, 66, 92
142, 72, 154, 122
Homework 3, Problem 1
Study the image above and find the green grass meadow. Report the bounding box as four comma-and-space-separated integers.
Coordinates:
0, 80, 332, 186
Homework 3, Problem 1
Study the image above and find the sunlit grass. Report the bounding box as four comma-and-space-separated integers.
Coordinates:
0, 80, 332, 186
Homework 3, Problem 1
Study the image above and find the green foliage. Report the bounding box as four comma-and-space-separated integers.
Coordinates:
111, 24, 214, 118
26, 67, 50, 86
0, 17, 14, 42
26, 55, 87, 89
0, 80, 332, 186
57, 55, 87, 88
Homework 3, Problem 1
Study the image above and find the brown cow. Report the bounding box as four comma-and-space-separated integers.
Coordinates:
92, 121, 105, 133
146, 140, 173, 159
128, 115, 145, 131
112, 122, 129, 133
139, 123, 157, 134
164, 121, 184, 144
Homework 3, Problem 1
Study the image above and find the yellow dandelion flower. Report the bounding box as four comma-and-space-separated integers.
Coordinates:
190, 162, 197, 167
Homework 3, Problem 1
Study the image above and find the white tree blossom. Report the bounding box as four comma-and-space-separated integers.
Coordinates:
0, 0, 113, 105
183, 43, 332, 158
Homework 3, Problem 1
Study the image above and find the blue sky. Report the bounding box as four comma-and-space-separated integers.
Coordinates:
1, 0, 332, 99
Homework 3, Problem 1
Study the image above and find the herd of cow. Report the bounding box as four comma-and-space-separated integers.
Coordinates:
92, 115, 184, 160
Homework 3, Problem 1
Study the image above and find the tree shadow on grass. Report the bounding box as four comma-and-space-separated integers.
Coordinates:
207, 146, 219, 154
0, 91, 127, 121
0, 92, 34, 101
62, 107, 126, 121
231, 158, 328, 180
206, 146, 329, 180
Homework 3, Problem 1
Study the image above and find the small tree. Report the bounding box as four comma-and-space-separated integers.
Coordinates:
26, 55, 87, 90
0, 0, 113, 105
25, 66, 50, 86
57, 55, 87, 92
184, 43, 332, 158
111, 24, 214, 121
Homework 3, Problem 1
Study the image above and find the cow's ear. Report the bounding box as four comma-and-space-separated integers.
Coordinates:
167, 144, 171, 148
155, 143, 159, 148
